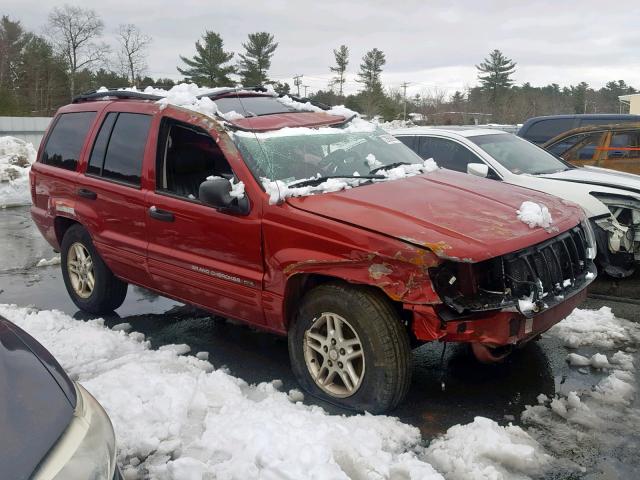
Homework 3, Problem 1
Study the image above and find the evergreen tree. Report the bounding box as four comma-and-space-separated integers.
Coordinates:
273, 81, 290, 95
237, 32, 278, 86
357, 48, 385, 95
178, 31, 235, 86
329, 45, 349, 95
476, 49, 516, 106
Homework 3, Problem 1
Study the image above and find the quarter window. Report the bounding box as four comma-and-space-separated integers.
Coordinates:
87, 112, 151, 186
41, 112, 97, 170
607, 131, 640, 160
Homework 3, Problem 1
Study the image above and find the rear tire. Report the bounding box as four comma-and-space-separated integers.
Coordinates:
288, 282, 412, 413
61, 224, 127, 314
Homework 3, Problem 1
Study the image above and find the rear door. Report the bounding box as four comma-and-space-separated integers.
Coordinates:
602, 130, 640, 174
76, 104, 155, 287
144, 111, 265, 324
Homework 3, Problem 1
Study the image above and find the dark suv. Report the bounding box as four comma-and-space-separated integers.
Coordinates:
30, 87, 596, 412
518, 114, 640, 145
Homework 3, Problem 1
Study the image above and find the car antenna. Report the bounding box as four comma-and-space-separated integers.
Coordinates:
439, 341, 448, 391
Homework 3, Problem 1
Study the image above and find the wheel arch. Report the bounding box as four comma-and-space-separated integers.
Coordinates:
54, 216, 81, 246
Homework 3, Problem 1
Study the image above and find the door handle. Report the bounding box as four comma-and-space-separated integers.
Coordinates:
77, 188, 97, 200
148, 206, 174, 222
608, 150, 625, 158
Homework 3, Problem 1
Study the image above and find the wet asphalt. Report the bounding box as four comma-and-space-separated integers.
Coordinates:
1, 206, 638, 479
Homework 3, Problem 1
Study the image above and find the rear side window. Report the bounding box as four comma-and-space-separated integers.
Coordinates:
524, 118, 575, 144
87, 112, 151, 186
41, 112, 97, 170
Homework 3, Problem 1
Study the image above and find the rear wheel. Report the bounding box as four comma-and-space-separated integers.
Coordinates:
288, 283, 412, 413
61, 224, 127, 314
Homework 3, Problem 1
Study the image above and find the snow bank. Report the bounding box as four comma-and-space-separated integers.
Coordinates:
424, 416, 551, 480
0, 303, 564, 480
523, 307, 639, 472
546, 306, 640, 349
262, 159, 439, 204
0, 304, 445, 480
516, 201, 553, 229
0, 136, 37, 207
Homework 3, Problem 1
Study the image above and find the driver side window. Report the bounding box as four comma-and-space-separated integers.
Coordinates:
156, 119, 234, 200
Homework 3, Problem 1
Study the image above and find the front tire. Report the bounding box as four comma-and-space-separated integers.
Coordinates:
61, 224, 127, 314
288, 283, 412, 413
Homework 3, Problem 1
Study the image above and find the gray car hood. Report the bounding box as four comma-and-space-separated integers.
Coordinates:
540, 166, 640, 194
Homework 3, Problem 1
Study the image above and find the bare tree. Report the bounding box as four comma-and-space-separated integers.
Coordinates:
117, 24, 151, 87
47, 5, 106, 98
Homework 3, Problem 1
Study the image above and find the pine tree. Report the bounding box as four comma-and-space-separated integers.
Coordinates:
329, 45, 349, 95
357, 48, 385, 95
476, 49, 516, 106
178, 31, 235, 86
237, 32, 278, 86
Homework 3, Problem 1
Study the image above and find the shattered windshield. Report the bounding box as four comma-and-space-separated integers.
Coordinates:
469, 133, 571, 175
234, 125, 425, 183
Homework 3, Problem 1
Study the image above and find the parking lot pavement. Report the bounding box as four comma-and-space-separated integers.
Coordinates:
1, 206, 639, 478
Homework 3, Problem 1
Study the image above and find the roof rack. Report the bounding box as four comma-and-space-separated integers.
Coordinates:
72, 89, 164, 103
197, 86, 330, 111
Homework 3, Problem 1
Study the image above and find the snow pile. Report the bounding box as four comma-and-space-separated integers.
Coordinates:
0, 304, 445, 480
0, 136, 37, 207
516, 201, 553, 229
424, 416, 551, 480
546, 306, 640, 349
262, 159, 439, 204
36, 255, 61, 267
523, 307, 639, 472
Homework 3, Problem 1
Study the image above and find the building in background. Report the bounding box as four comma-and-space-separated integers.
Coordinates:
0, 117, 52, 147
619, 94, 640, 114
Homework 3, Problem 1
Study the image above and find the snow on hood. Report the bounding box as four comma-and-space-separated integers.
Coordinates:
288, 169, 583, 262
0, 136, 37, 207
517, 201, 553, 229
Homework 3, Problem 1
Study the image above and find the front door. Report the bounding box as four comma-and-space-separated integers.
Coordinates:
145, 113, 265, 324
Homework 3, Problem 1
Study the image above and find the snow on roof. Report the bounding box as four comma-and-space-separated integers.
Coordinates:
98, 83, 358, 127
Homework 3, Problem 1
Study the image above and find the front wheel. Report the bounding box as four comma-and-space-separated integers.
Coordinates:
61, 224, 128, 314
288, 283, 412, 413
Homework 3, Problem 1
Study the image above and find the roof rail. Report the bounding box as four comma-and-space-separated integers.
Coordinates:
72, 89, 164, 103
196, 86, 330, 111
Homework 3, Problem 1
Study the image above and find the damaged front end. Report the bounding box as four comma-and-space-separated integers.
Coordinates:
590, 194, 640, 278
410, 223, 596, 348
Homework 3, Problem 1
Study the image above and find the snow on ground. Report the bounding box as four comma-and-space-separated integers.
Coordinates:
522, 307, 640, 473
36, 255, 61, 267
0, 303, 558, 480
0, 136, 37, 207
516, 201, 553, 229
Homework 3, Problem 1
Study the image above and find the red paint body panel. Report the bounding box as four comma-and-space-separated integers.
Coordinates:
30, 98, 589, 349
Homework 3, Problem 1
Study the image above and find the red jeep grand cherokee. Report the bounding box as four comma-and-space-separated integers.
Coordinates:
30, 87, 596, 412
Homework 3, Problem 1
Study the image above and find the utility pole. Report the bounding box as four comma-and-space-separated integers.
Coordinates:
303, 85, 310, 97
400, 82, 410, 121
293, 74, 303, 96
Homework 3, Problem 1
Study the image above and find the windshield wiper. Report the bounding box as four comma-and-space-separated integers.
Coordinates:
288, 175, 384, 188
369, 161, 411, 175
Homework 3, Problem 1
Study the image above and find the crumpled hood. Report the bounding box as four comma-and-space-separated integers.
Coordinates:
286, 169, 583, 262
541, 166, 640, 194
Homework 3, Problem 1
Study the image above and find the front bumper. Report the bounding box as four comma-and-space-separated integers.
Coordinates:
411, 284, 588, 346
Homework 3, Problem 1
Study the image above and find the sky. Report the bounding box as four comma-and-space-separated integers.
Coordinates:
4, 0, 640, 98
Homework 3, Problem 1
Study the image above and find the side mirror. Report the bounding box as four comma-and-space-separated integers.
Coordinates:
467, 163, 489, 178
199, 177, 249, 215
